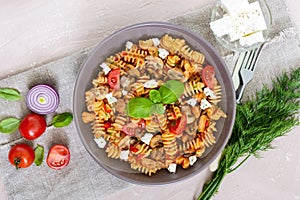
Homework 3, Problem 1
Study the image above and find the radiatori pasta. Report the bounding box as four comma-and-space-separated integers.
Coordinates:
82, 34, 227, 176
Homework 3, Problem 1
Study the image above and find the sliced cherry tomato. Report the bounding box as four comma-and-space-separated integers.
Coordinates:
104, 122, 112, 129
19, 113, 47, 140
137, 119, 146, 128
169, 114, 187, 135
8, 143, 35, 169
202, 65, 215, 89
108, 68, 120, 90
46, 144, 70, 170
129, 145, 138, 153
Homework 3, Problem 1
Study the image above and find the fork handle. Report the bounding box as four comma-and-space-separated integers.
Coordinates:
236, 83, 247, 104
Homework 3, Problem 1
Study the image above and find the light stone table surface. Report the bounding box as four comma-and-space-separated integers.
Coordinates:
0, 0, 299, 199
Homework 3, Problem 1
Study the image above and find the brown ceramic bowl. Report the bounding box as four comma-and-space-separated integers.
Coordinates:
73, 22, 236, 185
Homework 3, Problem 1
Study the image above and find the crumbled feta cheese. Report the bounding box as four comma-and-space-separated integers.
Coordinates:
141, 133, 153, 145
105, 93, 118, 104
200, 99, 212, 110
125, 41, 134, 49
120, 150, 129, 161
152, 38, 160, 46
122, 89, 128, 96
187, 98, 198, 106
158, 48, 169, 59
239, 31, 265, 46
204, 87, 217, 99
100, 63, 111, 75
189, 155, 197, 166
94, 137, 107, 148
143, 79, 158, 88
167, 163, 177, 173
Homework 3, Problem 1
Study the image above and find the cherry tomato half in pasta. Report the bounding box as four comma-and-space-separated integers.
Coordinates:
108, 68, 120, 90
169, 114, 187, 135
202, 65, 215, 89
19, 113, 47, 140
46, 144, 70, 170
8, 143, 35, 169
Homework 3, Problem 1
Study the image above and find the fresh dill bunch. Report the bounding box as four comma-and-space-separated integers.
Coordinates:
198, 67, 300, 200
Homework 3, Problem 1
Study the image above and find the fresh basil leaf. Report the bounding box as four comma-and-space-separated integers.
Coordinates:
149, 90, 162, 103
0, 88, 21, 101
51, 112, 73, 127
159, 80, 184, 104
150, 103, 165, 115
126, 97, 154, 118
0, 117, 20, 134
34, 144, 44, 166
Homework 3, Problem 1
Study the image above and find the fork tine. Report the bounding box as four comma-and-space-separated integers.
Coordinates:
244, 49, 257, 70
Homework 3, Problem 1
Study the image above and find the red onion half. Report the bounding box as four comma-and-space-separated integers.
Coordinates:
26, 84, 59, 115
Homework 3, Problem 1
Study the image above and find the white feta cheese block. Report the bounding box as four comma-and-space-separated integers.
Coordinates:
167, 163, 177, 173
125, 41, 134, 49
221, 0, 249, 14
204, 87, 217, 99
158, 48, 169, 59
200, 99, 212, 110
94, 137, 107, 148
105, 93, 117, 104
141, 133, 153, 145
230, 1, 267, 40
120, 150, 129, 161
100, 63, 111, 75
210, 15, 233, 37
187, 98, 198, 106
152, 38, 160, 46
189, 155, 197, 166
143, 79, 158, 88
239, 31, 265, 46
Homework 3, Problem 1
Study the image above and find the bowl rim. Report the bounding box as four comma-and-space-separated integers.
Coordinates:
73, 21, 236, 185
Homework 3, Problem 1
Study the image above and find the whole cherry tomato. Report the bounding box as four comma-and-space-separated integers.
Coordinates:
8, 143, 35, 169
46, 144, 70, 170
108, 68, 120, 90
202, 65, 216, 89
169, 114, 187, 135
19, 113, 47, 140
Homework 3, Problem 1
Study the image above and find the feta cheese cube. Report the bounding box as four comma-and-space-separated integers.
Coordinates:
221, 0, 249, 14
143, 79, 158, 88
187, 98, 198, 106
141, 133, 153, 145
200, 99, 212, 110
100, 63, 111, 75
122, 89, 128, 96
189, 155, 197, 166
239, 31, 265, 46
105, 93, 118, 104
125, 41, 134, 49
152, 38, 160, 46
158, 48, 169, 59
94, 137, 107, 148
204, 87, 217, 99
210, 15, 233, 37
120, 150, 129, 161
167, 163, 177, 173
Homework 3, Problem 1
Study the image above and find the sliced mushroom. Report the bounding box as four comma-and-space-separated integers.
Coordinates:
149, 134, 163, 148
181, 105, 195, 124
167, 68, 185, 81
114, 99, 126, 113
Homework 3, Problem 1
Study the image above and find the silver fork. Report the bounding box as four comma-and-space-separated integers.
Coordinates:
235, 45, 264, 103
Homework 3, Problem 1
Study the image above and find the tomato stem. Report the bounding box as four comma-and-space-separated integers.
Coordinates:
14, 157, 21, 170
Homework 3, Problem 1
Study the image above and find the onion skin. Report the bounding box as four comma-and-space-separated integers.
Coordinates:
26, 84, 59, 115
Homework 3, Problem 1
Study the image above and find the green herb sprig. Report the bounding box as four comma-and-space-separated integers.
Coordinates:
126, 80, 184, 118
198, 67, 300, 200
